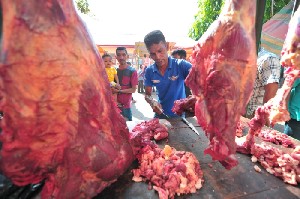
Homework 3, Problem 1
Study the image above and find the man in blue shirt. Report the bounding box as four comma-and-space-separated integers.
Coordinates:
143, 30, 192, 119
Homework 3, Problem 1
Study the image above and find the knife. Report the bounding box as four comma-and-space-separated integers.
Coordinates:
181, 117, 199, 135
157, 107, 169, 118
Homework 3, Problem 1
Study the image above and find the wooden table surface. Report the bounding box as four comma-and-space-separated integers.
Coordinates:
95, 117, 300, 199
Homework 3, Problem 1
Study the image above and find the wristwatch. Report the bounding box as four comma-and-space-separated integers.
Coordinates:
118, 90, 122, 94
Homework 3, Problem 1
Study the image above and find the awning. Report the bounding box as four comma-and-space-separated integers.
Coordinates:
261, 1, 294, 56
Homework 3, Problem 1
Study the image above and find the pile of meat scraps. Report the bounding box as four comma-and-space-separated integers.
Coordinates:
130, 119, 204, 199
0, 1, 134, 198
132, 145, 204, 199
185, 0, 257, 169
236, 125, 300, 185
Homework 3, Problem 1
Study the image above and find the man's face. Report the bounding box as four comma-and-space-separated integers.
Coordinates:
148, 41, 168, 68
116, 50, 128, 65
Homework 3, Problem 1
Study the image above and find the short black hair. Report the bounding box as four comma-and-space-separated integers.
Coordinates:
144, 30, 166, 49
171, 49, 187, 59
102, 53, 112, 59
116, 46, 128, 54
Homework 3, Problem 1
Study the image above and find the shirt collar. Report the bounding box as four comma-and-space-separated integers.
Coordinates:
153, 56, 172, 72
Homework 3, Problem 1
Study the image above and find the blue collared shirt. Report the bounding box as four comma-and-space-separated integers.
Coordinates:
144, 56, 192, 117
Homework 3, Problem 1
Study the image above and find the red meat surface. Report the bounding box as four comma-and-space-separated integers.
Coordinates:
129, 118, 169, 155
132, 145, 204, 199
172, 96, 196, 116
0, 1, 134, 198
237, 4, 300, 156
236, 7, 300, 185
258, 129, 296, 148
249, 143, 300, 185
129, 119, 204, 198
281, 3, 300, 70
185, 0, 257, 169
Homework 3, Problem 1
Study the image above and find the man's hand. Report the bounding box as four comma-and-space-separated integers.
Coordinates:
152, 102, 163, 115
111, 87, 119, 94
183, 95, 197, 112
115, 84, 121, 90
145, 95, 163, 114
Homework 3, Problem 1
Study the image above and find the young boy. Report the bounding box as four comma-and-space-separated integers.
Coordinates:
102, 54, 120, 102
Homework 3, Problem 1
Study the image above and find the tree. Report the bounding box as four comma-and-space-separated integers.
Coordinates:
75, 0, 90, 14
189, 0, 224, 41
189, 0, 291, 40
264, 0, 290, 23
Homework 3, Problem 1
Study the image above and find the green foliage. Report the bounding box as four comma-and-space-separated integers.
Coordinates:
189, 0, 224, 40
263, 0, 290, 23
75, 0, 90, 14
189, 0, 291, 40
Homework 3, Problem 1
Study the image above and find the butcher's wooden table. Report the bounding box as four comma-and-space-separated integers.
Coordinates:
95, 117, 300, 199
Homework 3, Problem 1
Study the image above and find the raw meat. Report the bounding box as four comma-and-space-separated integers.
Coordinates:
238, 4, 300, 154
281, 4, 300, 70
0, 1, 134, 198
172, 96, 196, 116
236, 120, 300, 185
235, 120, 244, 137
258, 129, 296, 148
129, 118, 169, 155
185, 0, 257, 169
129, 119, 204, 198
250, 143, 299, 185
132, 144, 204, 199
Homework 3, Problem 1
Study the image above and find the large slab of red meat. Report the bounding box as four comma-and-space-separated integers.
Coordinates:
185, 0, 257, 169
281, 4, 300, 70
0, 1, 134, 198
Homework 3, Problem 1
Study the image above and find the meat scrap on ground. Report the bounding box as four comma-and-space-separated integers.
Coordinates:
129, 119, 204, 198
185, 0, 257, 169
236, 118, 299, 185
250, 143, 300, 185
0, 1, 134, 198
258, 129, 296, 148
132, 145, 204, 199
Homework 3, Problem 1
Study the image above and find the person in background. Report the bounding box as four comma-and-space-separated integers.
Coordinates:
102, 53, 120, 103
284, 78, 300, 140
113, 47, 138, 121
143, 54, 156, 92
171, 49, 192, 97
143, 54, 151, 67
138, 65, 145, 93
127, 61, 137, 103
246, 47, 281, 125
143, 30, 192, 119
171, 49, 187, 59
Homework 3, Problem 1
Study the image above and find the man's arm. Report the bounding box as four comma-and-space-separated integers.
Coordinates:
118, 86, 137, 94
144, 86, 163, 114
263, 82, 279, 103
263, 83, 278, 126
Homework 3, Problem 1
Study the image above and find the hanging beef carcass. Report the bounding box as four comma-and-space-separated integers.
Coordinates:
0, 0, 134, 198
235, 5, 300, 186
185, 0, 257, 169
238, 4, 300, 154
281, 3, 300, 71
